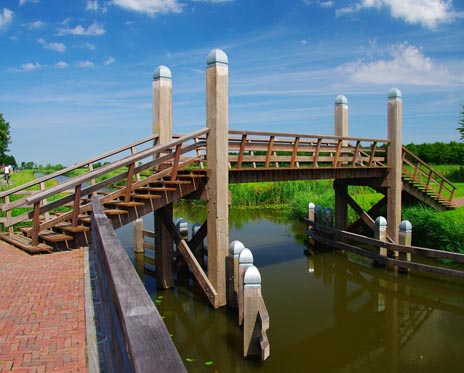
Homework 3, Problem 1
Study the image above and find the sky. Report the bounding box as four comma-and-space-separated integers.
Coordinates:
0, 0, 463, 166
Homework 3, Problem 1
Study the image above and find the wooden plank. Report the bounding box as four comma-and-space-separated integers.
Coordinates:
90, 198, 186, 372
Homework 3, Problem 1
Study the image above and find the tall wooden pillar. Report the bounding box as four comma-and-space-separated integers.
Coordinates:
206, 49, 229, 307
152, 65, 174, 288
387, 88, 402, 245
334, 95, 349, 230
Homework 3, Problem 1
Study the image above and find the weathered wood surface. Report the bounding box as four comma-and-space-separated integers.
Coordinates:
91, 198, 186, 372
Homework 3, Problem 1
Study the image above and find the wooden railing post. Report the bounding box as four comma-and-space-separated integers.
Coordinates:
398, 220, 412, 272
387, 88, 402, 244
206, 48, 229, 307
226, 240, 245, 309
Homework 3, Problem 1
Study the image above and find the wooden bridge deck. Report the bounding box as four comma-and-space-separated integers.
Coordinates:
0, 128, 457, 252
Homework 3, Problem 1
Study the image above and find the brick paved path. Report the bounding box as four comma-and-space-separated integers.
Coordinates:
0, 243, 87, 372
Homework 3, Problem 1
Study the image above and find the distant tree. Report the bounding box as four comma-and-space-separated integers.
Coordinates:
3, 155, 17, 168
0, 112, 12, 164
459, 104, 464, 140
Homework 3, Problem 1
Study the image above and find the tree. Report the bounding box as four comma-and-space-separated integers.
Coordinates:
0, 112, 12, 164
458, 104, 464, 140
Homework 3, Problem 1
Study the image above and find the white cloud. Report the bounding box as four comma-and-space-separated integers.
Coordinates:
55, 61, 69, 68
9, 62, 42, 72
19, 0, 39, 5
340, 42, 463, 86
0, 8, 14, 28
78, 60, 96, 68
58, 21, 105, 36
304, 0, 334, 7
112, 0, 183, 16
38, 38, 66, 52
27, 20, 46, 29
336, 0, 464, 29
86, 0, 108, 13
103, 56, 116, 65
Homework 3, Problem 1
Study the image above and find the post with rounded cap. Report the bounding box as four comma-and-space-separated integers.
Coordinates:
334, 95, 348, 142
243, 265, 270, 360
206, 49, 229, 307
398, 220, 412, 272
226, 240, 245, 308
152, 65, 172, 145
375, 216, 388, 258
238, 248, 253, 326
153, 65, 175, 289
133, 218, 144, 253
387, 88, 402, 247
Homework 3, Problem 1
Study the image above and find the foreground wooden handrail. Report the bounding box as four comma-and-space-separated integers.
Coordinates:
90, 197, 186, 372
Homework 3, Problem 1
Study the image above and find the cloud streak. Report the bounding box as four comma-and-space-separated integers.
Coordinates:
112, 0, 183, 16
58, 21, 105, 36
336, 0, 463, 29
0, 8, 13, 28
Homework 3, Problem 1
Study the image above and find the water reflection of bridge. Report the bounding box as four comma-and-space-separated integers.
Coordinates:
303, 251, 464, 372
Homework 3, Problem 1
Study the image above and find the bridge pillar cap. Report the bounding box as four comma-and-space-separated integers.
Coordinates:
175, 218, 187, 225
153, 65, 172, 80
388, 88, 402, 99
335, 95, 348, 106
244, 265, 261, 286
308, 202, 315, 209
229, 240, 245, 256
239, 248, 254, 264
375, 216, 387, 227
207, 49, 228, 67
399, 220, 413, 232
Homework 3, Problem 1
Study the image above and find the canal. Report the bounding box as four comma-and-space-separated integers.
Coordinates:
116, 203, 464, 372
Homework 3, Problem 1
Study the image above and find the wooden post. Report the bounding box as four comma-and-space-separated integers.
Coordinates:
315, 205, 323, 225
375, 216, 388, 258
226, 240, 245, 309
308, 202, 315, 224
324, 207, 333, 227
387, 88, 402, 247
152, 65, 172, 145
334, 95, 348, 145
243, 265, 269, 360
238, 248, 253, 326
155, 204, 174, 288
152, 65, 174, 289
133, 218, 144, 254
334, 182, 348, 230
206, 49, 229, 308
398, 220, 412, 272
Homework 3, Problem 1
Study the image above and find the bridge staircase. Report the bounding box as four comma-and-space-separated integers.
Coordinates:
0, 129, 457, 253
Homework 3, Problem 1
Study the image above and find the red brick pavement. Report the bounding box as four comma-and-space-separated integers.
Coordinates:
0, 242, 87, 372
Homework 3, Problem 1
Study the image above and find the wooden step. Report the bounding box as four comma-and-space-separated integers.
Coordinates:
103, 209, 129, 216
161, 180, 192, 185
115, 201, 146, 208
38, 230, 74, 243
131, 194, 162, 200
55, 223, 90, 233
136, 187, 177, 192
0, 233, 53, 254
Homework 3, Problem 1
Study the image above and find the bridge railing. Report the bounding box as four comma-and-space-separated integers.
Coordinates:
1, 129, 209, 244
227, 130, 389, 169
402, 147, 456, 203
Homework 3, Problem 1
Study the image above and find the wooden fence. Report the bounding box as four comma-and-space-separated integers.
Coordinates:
90, 197, 185, 372
305, 218, 464, 279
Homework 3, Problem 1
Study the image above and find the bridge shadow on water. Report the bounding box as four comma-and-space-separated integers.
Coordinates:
116, 204, 464, 373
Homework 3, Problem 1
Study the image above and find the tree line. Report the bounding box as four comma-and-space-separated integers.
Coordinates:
404, 141, 464, 165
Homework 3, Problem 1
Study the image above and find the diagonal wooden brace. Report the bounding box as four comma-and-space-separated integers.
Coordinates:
158, 209, 219, 308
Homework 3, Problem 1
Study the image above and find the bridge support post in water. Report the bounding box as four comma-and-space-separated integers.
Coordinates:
206, 49, 229, 308
243, 265, 270, 361
334, 96, 349, 229
153, 65, 175, 289
238, 248, 254, 326
227, 240, 245, 309
398, 220, 412, 272
387, 88, 402, 247
375, 216, 388, 258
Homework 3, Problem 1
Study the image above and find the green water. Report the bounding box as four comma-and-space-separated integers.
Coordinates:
117, 204, 464, 373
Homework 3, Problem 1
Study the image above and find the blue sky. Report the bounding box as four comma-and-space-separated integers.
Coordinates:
0, 0, 463, 166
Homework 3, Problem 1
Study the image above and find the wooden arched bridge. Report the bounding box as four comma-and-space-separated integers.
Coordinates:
0, 49, 457, 311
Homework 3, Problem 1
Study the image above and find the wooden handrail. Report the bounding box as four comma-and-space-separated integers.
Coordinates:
0, 134, 159, 199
